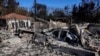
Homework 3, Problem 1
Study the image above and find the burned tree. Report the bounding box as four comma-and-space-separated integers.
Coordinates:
15, 7, 28, 16
72, 0, 96, 23
0, 0, 7, 15
7, 0, 19, 14
33, 2, 47, 20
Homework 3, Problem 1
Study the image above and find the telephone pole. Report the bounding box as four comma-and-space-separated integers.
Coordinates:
34, 0, 36, 20
33, 0, 36, 32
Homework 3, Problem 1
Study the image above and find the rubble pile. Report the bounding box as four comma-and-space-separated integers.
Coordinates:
0, 31, 14, 40
0, 23, 99, 56
89, 39, 100, 51
81, 28, 100, 52
0, 30, 75, 56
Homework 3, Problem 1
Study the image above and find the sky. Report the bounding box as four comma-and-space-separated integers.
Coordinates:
18, 0, 81, 10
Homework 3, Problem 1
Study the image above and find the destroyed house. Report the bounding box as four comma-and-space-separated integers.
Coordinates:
0, 13, 32, 31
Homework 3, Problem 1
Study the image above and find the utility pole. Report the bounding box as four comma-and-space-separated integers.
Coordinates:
33, 0, 36, 32
34, 0, 36, 20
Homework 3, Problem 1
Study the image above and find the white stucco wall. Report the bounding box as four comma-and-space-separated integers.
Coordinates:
7, 19, 31, 30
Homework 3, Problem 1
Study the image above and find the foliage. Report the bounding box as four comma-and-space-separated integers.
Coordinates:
0, 0, 29, 16
15, 7, 28, 16
6, 0, 19, 14
33, 3, 47, 19
72, 0, 100, 23
53, 9, 65, 17
0, 0, 7, 15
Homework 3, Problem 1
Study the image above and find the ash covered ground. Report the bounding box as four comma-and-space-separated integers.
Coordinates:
0, 30, 75, 56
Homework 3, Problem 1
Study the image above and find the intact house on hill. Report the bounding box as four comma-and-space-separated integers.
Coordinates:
0, 13, 32, 32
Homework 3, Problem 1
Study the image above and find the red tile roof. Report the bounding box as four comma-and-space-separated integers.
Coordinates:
0, 13, 31, 20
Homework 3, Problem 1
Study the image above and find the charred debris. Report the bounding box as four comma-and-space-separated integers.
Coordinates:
16, 23, 100, 56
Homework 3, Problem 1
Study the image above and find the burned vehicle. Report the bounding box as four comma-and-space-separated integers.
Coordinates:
42, 28, 79, 46
43, 24, 100, 53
